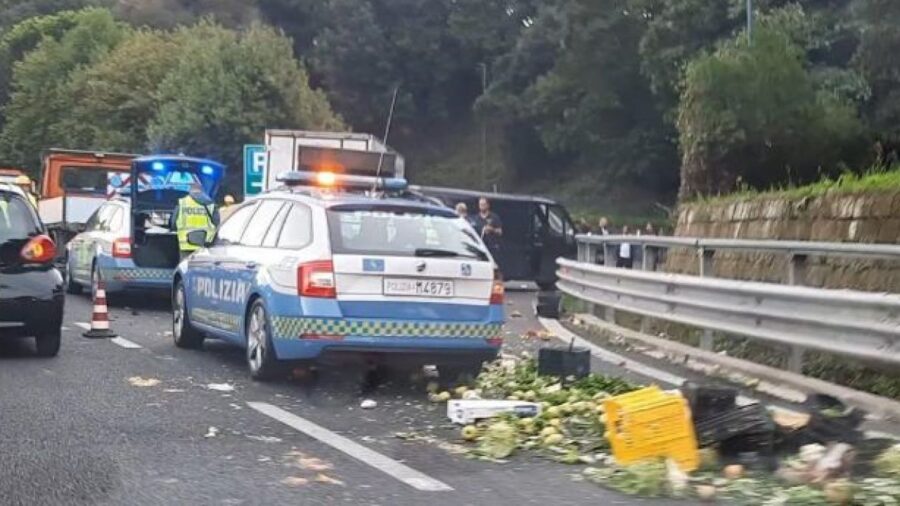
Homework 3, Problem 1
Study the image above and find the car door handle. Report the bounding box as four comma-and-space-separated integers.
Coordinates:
245, 262, 258, 270
213, 260, 222, 266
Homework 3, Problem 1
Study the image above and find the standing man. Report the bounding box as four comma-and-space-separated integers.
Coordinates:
455, 202, 468, 219
174, 182, 219, 260
14, 175, 37, 209
597, 216, 612, 236
472, 197, 503, 269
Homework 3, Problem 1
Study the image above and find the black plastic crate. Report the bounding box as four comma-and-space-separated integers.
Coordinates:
682, 382, 737, 421
804, 394, 865, 444
534, 291, 561, 318
538, 346, 590, 380
694, 404, 773, 447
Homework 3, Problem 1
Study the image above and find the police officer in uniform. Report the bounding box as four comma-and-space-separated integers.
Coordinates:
174, 182, 219, 260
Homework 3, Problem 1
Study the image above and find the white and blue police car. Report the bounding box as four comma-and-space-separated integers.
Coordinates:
172, 171, 505, 380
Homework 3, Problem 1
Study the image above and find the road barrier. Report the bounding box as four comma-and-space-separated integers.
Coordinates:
577, 234, 900, 285
557, 236, 900, 373
83, 278, 117, 339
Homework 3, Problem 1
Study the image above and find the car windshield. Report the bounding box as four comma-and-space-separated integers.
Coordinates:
0, 192, 39, 246
327, 207, 489, 260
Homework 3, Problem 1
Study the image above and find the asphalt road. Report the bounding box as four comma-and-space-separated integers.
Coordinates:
0, 288, 684, 506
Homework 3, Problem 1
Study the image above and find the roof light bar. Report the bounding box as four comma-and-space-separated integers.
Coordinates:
276, 171, 407, 192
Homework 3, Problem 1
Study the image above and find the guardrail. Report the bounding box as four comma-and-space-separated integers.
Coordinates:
577, 235, 900, 285
558, 239, 900, 373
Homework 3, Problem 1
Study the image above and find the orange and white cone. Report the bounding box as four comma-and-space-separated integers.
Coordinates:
83, 278, 117, 339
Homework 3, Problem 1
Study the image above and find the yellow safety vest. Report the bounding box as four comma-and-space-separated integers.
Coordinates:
176, 195, 216, 252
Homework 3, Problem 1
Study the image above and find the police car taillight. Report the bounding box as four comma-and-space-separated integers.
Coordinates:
112, 238, 132, 258
299, 261, 336, 298
490, 269, 504, 305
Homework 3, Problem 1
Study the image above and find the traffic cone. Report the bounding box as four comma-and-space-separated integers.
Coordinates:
83, 278, 117, 339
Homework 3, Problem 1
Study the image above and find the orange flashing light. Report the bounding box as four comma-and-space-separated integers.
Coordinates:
316, 171, 337, 187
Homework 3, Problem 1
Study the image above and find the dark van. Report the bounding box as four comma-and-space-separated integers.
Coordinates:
407, 185, 577, 290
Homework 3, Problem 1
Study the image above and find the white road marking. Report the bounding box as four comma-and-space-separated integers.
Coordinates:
111, 337, 142, 349
247, 402, 453, 492
74, 322, 91, 331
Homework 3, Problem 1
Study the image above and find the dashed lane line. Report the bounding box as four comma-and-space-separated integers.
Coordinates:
247, 402, 454, 492
111, 337, 142, 349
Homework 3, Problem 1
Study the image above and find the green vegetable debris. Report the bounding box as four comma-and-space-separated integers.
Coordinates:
428, 355, 900, 504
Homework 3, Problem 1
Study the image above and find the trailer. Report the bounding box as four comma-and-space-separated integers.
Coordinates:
263, 130, 404, 191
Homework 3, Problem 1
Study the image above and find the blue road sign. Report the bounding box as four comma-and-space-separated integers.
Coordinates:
243, 145, 266, 197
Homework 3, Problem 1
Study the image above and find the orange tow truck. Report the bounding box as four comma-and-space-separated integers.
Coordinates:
37, 149, 138, 251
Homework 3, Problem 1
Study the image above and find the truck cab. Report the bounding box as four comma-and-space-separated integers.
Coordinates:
38, 149, 137, 252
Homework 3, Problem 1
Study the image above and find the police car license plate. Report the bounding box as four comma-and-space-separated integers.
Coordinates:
383, 278, 454, 298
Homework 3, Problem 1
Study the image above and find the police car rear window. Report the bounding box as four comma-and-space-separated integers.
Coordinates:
326, 208, 488, 260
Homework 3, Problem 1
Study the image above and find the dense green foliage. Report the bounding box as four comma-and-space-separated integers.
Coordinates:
0, 0, 899, 204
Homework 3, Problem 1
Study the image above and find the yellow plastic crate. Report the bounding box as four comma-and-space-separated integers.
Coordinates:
603, 386, 699, 471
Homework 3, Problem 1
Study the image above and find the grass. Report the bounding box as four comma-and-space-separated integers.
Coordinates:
694, 165, 900, 205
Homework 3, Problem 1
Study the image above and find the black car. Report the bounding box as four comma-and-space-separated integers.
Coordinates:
0, 183, 64, 356
407, 185, 577, 290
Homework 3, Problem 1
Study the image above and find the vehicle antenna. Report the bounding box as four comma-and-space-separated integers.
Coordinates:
373, 85, 400, 195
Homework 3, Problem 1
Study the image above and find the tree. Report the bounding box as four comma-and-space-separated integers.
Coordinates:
853, 0, 900, 158
0, 8, 127, 171
309, 0, 397, 133
147, 22, 341, 193
55, 29, 181, 152
0, 0, 110, 30
0, 8, 88, 116
678, 19, 864, 198
114, 0, 258, 29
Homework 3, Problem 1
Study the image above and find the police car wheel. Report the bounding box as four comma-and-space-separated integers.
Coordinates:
173, 280, 204, 349
246, 300, 279, 381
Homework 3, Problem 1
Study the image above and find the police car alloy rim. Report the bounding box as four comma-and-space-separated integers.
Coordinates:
173, 285, 184, 340
247, 306, 266, 372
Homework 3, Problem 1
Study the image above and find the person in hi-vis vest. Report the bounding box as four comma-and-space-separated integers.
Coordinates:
174, 182, 219, 260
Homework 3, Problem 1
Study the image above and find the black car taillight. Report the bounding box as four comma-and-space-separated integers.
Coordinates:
20, 235, 55, 264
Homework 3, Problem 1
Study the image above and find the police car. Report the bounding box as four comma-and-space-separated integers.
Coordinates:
172, 171, 504, 380
65, 155, 224, 297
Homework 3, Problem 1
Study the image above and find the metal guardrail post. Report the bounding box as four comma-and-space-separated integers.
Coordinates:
788, 347, 805, 374
639, 245, 659, 332
642, 245, 658, 272
697, 247, 715, 351
787, 254, 808, 286
786, 253, 809, 372
583, 243, 597, 314
603, 243, 617, 267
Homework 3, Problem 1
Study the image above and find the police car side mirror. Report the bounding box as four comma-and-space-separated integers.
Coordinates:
186, 230, 209, 248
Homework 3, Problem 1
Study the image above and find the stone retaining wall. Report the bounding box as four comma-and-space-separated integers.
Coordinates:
666, 191, 900, 292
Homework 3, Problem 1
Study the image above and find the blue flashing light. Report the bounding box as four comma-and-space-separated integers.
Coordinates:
201, 165, 215, 175
151, 161, 165, 171
382, 178, 408, 192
